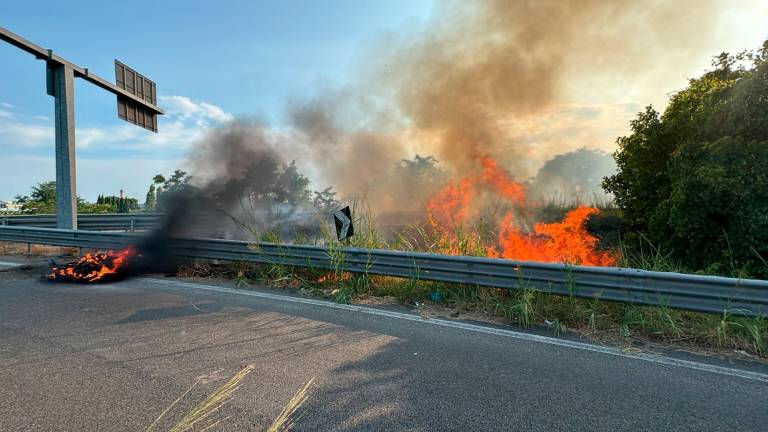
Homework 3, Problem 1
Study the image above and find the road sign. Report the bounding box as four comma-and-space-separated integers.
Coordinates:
0, 26, 164, 229
333, 206, 354, 241
115, 60, 158, 132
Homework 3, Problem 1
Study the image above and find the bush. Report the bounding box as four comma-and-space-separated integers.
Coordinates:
604, 41, 768, 277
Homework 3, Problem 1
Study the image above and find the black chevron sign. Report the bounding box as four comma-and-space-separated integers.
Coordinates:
333, 206, 354, 241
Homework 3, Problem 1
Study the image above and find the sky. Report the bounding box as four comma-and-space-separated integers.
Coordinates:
0, 0, 766, 203
0, 0, 433, 201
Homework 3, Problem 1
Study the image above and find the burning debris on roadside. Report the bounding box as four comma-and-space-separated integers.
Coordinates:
47, 247, 138, 283
46, 121, 287, 285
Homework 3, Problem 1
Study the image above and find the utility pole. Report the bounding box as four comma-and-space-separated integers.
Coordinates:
0, 27, 163, 229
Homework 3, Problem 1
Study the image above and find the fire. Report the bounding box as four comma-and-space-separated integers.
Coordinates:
489, 207, 616, 266
480, 156, 525, 205
426, 178, 476, 228
426, 156, 617, 266
48, 247, 137, 283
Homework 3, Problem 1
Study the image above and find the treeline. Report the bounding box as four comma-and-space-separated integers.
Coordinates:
143, 163, 343, 214
604, 40, 768, 277
142, 155, 451, 216
13, 181, 140, 214
96, 195, 139, 213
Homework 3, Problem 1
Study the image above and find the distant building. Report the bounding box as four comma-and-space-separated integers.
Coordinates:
0, 200, 22, 213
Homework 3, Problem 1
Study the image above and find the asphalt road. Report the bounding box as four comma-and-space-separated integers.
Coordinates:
1, 258, 767, 431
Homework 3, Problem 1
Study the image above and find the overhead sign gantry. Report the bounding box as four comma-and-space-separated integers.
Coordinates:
0, 27, 164, 229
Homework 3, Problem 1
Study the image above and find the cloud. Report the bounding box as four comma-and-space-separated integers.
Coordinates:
0, 94, 233, 151
0, 122, 53, 146
0, 95, 234, 201
159, 95, 234, 125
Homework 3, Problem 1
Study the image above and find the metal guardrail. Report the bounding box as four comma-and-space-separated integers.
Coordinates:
0, 214, 162, 231
1, 225, 767, 317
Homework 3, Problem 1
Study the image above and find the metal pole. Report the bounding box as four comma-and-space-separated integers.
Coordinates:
50, 62, 77, 230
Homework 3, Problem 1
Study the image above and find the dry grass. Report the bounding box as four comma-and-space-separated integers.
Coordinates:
266, 377, 315, 432
147, 365, 315, 432
0, 241, 77, 256
148, 364, 255, 432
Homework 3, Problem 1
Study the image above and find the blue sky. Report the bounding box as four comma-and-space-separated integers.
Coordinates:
0, 0, 433, 201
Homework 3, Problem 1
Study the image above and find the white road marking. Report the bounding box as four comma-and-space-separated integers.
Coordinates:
0, 261, 22, 267
142, 277, 768, 383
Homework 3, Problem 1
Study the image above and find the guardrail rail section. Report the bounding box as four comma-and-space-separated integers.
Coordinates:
1, 225, 766, 317
0, 214, 162, 231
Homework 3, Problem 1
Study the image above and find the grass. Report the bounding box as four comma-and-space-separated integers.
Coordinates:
147, 364, 315, 432
266, 378, 315, 432
179, 253, 768, 358
147, 364, 256, 432
179, 197, 767, 357
0, 241, 77, 257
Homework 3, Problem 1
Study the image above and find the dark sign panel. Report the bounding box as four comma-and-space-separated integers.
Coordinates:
115, 60, 158, 132
333, 206, 354, 241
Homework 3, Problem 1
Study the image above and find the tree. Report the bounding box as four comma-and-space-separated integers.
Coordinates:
270, 161, 311, 206
313, 186, 340, 212
151, 170, 194, 212
14, 181, 115, 214
145, 184, 157, 212
30, 181, 57, 204
396, 155, 444, 180
530, 148, 616, 203
17, 181, 57, 213
603, 40, 768, 276
602, 106, 670, 233
165, 169, 191, 193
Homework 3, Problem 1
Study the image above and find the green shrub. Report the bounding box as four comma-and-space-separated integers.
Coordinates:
604, 41, 768, 277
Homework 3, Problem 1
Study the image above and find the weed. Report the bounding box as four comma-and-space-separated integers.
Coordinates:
267, 377, 315, 432
619, 234, 682, 273
717, 310, 742, 347
333, 285, 355, 304
586, 293, 603, 331
186, 196, 768, 357
741, 319, 766, 354
620, 305, 646, 337
549, 318, 565, 337
148, 364, 255, 432
646, 299, 684, 339
513, 284, 536, 327
234, 272, 249, 288
147, 365, 314, 432
732, 316, 767, 354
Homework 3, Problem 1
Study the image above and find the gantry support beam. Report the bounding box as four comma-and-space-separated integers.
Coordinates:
0, 27, 163, 229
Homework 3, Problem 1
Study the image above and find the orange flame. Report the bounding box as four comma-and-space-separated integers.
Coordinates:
426, 178, 476, 229
426, 156, 616, 266
48, 247, 137, 283
480, 156, 525, 205
489, 207, 616, 266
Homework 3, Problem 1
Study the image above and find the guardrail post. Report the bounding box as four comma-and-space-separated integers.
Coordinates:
130, 216, 135, 232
